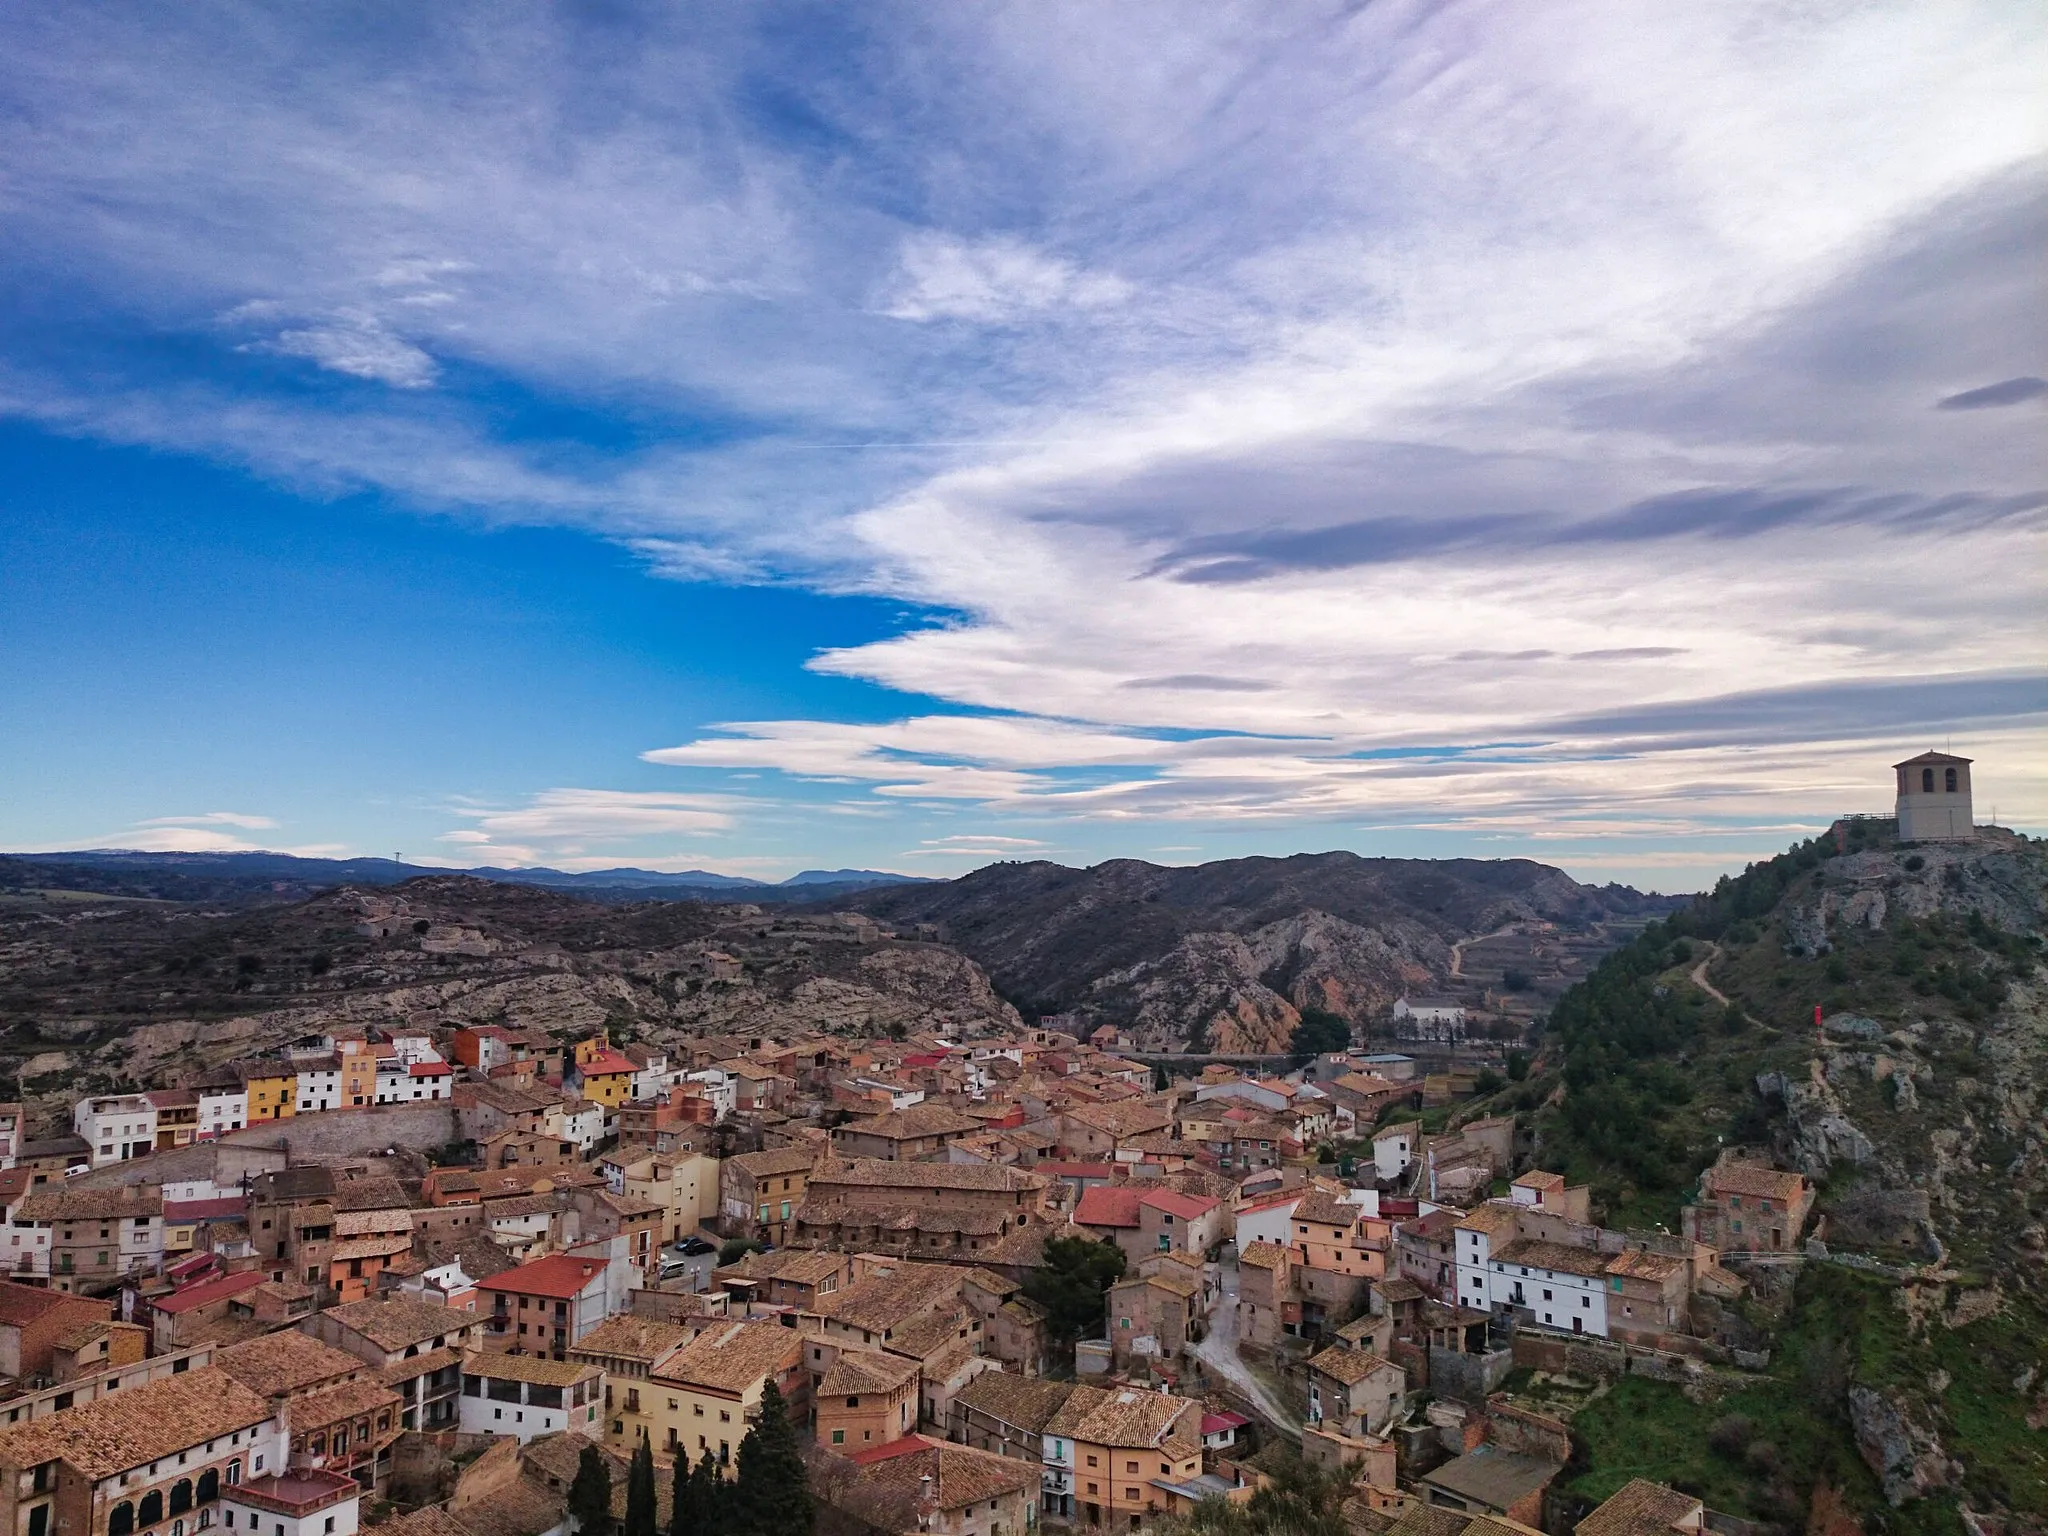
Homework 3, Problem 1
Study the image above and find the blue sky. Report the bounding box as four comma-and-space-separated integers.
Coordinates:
1, 3, 2043, 890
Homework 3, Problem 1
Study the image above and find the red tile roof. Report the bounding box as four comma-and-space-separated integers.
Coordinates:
153, 1270, 267, 1313
481, 1254, 607, 1300
163, 1197, 249, 1222
847, 1433, 942, 1466
409, 1062, 453, 1077
1037, 1162, 1118, 1179
1138, 1189, 1219, 1221
1200, 1412, 1248, 1434
578, 1051, 638, 1077
1072, 1185, 1143, 1229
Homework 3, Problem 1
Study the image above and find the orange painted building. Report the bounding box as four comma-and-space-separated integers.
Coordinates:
813, 1349, 919, 1453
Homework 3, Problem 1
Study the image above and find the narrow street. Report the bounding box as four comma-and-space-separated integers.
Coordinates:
1190, 1259, 1302, 1439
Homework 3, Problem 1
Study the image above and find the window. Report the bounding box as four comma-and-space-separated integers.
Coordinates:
110, 1504, 136, 1536
1922, 767, 1935, 793
140, 1493, 164, 1526
831, 1430, 844, 1445
1946, 767, 1958, 793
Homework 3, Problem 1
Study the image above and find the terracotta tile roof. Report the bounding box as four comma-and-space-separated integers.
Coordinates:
449, 1474, 570, 1536
463, 1352, 599, 1388
835, 1105, 985, 1140
382, 1345, 464, 1386
0, 1282, 92, 1328
1604, 1249, 1686, 1282
1493, 1238, 1611, 1278
1375, 1277, 1425, 1304
1308, 1346, 1402, 1386
835, 1440, 1037, 1518
334, 1209, 413, 1237
651, 1320, 799, 1395
1114, 1272, 1200, 1301
323, 1296, 476, 1352
1575, 1479, 1704, 1536
723, 1248, 847, 1286
290, 1376, 404, 1428
215, 1331, 367, 1398
1073, 1185, 1144, 1229
886, 1307, 976, 1362
1374, 1121, 1423, 1142
1064, 1101, 1174, 1138
1044, 1384, 1195, 1447
808, 1158, 1048, 1195
333, 1236, 414, 1262
1295, 1190, 1364, 1228
481, 1254, 607, 1300
565, 1314, 692, 1366
1511, 1170, 1565, 1192
151, 1270, 267, 1314
953, 1371, 1074, 1433
1237, 1241, 1288, 1270
818, 1348, 919, 1396
812, 1267, 965, 1335
331, 1177, 412, 1213
1454, 1202, 1522, 1236
1702, 1162, 1809, 1201
729, 1146, 817, 1179
0, 1366, 272, 1476
19, 1185, 163, 1222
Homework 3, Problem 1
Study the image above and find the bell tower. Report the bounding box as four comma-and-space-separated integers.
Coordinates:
1893, 751, 1974, 842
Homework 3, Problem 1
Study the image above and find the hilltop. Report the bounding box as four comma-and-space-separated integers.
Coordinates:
1520, 824, 2047, 1528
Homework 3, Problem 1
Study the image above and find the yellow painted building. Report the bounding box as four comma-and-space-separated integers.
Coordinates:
245, 1068, 296, 1120
645, 1320, 803, 1471
574, 1048, 640, 1112
566, 1314, 696, 1454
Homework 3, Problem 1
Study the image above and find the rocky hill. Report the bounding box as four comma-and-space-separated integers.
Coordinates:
0, 874, 1016, 1132
837, 852, 1681, 1052
1530, 825, 2046, 1528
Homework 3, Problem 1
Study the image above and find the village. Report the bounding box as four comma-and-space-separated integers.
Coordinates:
0, 963, 1831, 1536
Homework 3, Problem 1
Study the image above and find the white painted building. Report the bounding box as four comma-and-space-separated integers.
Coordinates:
196, 1085, 248, 1140
295, 1061, 341, 1113
458, 1354, 605, 1442
682, 1069, 736, 1121
74, 1095, 157, 1166
1373, 1122, 1420, 1183
1232, 1194, 1302, 1251
546, 1100, 604, 1151
376, 1061, 453, 1103
1453, 1209, 1609, 1338
1894, 751, 1975, 843
220, 1470, 361, 1536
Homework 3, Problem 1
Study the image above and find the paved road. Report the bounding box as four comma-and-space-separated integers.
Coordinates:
1190, 1260, 1302, 1439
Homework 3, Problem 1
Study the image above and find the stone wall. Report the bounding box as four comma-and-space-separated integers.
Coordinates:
1427, 1343, 1514, 1403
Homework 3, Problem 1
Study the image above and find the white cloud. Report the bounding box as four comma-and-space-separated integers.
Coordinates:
2, 3, 2043, 867
878, 233, 1130, 324
260, 313, 439, 389
136, 811, 279, 830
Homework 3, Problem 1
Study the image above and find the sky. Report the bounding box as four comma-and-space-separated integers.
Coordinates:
1, 2, 2044, 892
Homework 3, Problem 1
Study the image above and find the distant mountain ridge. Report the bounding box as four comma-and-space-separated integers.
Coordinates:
833, 850, 1685, 1051
0, 849, 929, 905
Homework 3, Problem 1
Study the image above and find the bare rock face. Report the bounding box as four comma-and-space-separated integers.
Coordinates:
1847, 1385, 1958, 1505
1091, 931, 1300, 1054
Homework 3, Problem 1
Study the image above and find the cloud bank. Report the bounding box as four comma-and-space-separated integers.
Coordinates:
2, 2, 2043, 879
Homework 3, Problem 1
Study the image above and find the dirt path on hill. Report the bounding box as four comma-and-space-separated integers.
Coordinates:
1688, 942, 1731, 1004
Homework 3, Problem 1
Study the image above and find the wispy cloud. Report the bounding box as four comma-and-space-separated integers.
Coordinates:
1, 2, 2043, 875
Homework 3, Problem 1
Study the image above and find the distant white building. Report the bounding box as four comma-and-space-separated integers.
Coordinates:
74, 1094, 157, 1166
296, 1059, 342, 1113
1895, 751, 1976, 842
1391, 997, 1465, 1043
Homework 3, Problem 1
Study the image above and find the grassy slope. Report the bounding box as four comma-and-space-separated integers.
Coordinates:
1530, 827, 2047, 1527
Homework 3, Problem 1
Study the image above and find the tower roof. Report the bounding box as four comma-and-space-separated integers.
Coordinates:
1893, 751, 1971, 768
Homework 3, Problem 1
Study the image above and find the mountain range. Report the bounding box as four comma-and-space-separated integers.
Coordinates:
0, 850, 929, 905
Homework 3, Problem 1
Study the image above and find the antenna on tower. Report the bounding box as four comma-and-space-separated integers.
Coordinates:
394, 851, 403, 867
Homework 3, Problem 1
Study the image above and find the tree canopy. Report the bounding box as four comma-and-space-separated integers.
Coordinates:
567, 1443, 613, 1536
732, 1381, 812, 1536
1289, 1006, 1352, 1062
1023, 1235, 1127, 1343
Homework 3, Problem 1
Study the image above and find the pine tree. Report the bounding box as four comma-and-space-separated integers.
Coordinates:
732, 1381, 812, 1536
625, 1435, 658, 1536
567, 1443, 614, 1536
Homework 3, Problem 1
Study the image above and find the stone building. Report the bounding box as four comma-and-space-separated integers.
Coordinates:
1894, 750, 1975, 842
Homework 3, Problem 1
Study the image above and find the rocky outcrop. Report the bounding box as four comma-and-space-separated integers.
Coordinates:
1847, 1385, 1958, 1505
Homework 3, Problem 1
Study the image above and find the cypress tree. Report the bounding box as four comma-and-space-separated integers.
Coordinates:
566, 1442, 613, 1536
732, 1381, 812, 1536
669, 1445, 699, 1536
689, 1449, 729, 1535
625, 1436, 658, 1536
